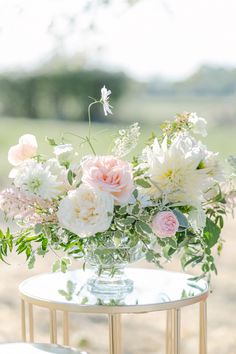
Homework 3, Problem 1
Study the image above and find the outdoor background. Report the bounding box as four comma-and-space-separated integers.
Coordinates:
0, 0, 235, 353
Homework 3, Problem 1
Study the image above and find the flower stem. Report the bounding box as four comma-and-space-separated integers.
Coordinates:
87, 101, 98, 155
88, 101, 97, 141
86, 136, 96, 155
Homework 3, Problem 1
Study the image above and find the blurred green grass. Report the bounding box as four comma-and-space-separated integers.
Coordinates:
0, 116, 235, 186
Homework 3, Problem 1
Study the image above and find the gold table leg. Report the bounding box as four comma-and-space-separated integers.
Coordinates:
166, 310, 172, 354
166, 309, 181, 354
108, 314, 122, 354
28, 303, 34, 342
21, 299, 26, 342
199, 301, 207, 354
63, 311, 70, 346
49, 309, 57, 344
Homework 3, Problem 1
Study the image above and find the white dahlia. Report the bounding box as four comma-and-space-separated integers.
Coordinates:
141, 134, 210, 207
57, 183, 114, 237
11, 160, 62, 200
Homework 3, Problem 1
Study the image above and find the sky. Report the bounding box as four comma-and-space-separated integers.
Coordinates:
0, 0, 236, 80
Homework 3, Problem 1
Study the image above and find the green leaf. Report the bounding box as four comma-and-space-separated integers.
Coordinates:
46, 137, 57, 146
203, 218, 221, 248
67, 170, 73, 186
34, 224, 43, 235
135, 178, 151, 188
28, 255, 36, 269
67, 280, 76, 293
145, 250, 155, 262
41, 238, 48, 251
122, 216, 136, 226
81, 297, 88, 304
135, 220, 152, 236
168, 238, 177, 249
117, 206, 127, 215
58, 290, 68, 297
173, 209, 189, 229
52, 259, 61, 272
61, 257, 71, 273
131, 205, 140, 215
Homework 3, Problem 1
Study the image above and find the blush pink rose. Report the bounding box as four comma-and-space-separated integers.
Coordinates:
81, 155, 134, 205
8, 134, 38, 166
152, 211, 179, 238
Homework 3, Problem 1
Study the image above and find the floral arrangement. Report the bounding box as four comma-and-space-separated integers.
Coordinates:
0, 86, 235, 282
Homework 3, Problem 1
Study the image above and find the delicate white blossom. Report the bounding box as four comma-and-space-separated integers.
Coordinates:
53, 144, 75, 165
57, 183, 114, 237
129, 190, 153, 207
189, 112, 207, 137
112, 123, 140, 157
101, 85, 113, 116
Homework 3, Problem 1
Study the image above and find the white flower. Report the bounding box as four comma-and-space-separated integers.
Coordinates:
112, 123, 140, 157
129, 190, 153, 207
11, 160, 62, 200
204, 150, 224, 182
188, 207, 207, 232
45, 158, 69, 191
57, 184, 114, 237
53, 144, 75, 164
141, 134, 210, 207
101, 85, 113, 116
189, 112, 207, 137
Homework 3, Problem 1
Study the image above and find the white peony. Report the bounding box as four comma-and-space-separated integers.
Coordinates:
189, 112, 207, 137
54, 144, 75, 165
141, 134, 210, 207
57, 183, 114, 237
11, 160, 62, 200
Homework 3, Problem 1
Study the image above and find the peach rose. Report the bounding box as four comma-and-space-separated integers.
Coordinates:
152, 211, 179, 238
81, 155, 134, 205
8, 134, 38, 166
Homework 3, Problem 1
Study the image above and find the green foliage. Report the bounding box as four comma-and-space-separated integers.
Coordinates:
58, 280, 76, 301
203, 218, 221, 248
135, 178, 152, 188
52, 258, 71, 273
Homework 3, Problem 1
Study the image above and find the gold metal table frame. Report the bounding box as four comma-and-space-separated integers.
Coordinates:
19, 268, 208, 354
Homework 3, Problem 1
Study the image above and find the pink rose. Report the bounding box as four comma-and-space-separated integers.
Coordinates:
152, 211, 179, 238
8, 134, 38, 166
81, 155, 134, 205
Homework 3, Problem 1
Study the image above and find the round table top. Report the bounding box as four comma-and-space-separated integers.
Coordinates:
19, 268, 209, 314
0, 343, 86, 354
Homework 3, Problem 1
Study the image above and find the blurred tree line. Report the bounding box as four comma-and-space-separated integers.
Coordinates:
0, 69, 128, 121
147, 65, 236, 97
0, 64, 235, 122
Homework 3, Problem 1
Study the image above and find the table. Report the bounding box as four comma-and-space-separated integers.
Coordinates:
19, 268, 209, 354
0, 342, 87, 354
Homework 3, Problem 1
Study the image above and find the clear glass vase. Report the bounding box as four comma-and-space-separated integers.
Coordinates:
85, 239, 144, 296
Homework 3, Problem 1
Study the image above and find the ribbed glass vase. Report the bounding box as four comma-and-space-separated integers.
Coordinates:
85, 239, 144, 295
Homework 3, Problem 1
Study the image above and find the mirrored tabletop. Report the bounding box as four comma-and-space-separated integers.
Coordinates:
19, 268, 209, 314
0, 343, 86, 354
